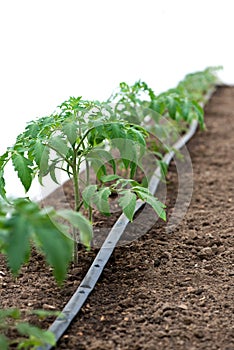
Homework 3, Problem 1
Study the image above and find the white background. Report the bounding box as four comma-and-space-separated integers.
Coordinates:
0, 0, 233, 199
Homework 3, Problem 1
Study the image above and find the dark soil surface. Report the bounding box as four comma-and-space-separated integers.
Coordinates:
0, 86, 233, 349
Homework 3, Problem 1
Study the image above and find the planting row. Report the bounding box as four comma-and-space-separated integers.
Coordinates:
0, 66, 221, 348
0, 66, 221, 281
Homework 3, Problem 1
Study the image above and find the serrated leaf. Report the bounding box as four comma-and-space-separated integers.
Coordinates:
62, 122, 78, 145
118, 190, 136, 221
126, 127, 146, 146
33, 141, 50, 174
48, 136, 69, 156
4, 214, 31, 275
57, 210, 93, 249
17, 322, 56, 346
0, 151, 9, 168
133, 186, 166, 221
34, 217, 73, 283
106, 123, 126, 140
12, 153, 33, 192
0, 170, 7, 201
87, 127, 105, 146
25, 122, 40, 138
49, 162, 60, 185
93, 187, 111, 215
82, 184, 97, 208
100, 174, 120, 183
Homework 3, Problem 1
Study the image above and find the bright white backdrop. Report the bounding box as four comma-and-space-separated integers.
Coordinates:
0, 0, 233, 198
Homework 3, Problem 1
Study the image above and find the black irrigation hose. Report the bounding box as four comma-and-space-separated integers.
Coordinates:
37, 89, 216, 350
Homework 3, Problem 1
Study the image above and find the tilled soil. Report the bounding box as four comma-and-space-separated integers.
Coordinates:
0, 86, 233, 350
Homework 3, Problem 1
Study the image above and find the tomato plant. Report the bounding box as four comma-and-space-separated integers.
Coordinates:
176, 66, 222, 102
0, 66, 221, 283
0, 97, 166, 270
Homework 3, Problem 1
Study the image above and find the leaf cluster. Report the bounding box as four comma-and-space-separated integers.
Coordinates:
0, 308, 59, 349
0, 198, 92, 283
83, 175, 166, 222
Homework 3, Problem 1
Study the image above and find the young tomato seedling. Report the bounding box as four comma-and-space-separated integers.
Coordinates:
0, 97, 166, 268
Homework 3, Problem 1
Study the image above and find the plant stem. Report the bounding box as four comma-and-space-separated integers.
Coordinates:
73, 163, 80, 212
72, 152, 81, 264
88, 205, 92, 223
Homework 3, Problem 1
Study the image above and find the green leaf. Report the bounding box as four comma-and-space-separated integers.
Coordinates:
2, 198, 72, 284
192, 100, 205, 129
126, 127, 146, 146
57, 210, 93, 249
108, 158, 116, 173
118, 190, 136, 221
25, 122, 40, 138
93, 187, 111, 215
33, 141, 49, 174
4, 214, 31, 275
181, 99, 190, 120
105, 123, 126, 140
89, 158, 107, 181
96, 164, 106, 180
0, 308, 21, 320
0, 335, 8, 350
17, 322, 56, 347
49, 162, 60, 185
0, 151, 9, 168
122, 157, 130, 170
34, 217, 73, 284
87, 127, 105, 146
87, 149, 116, 174
150, 100, 165, 115
130, 161, 137, 179
82, 185, 97, 208
112, 138, 138, 169
62, 122, 78, 145
48, 136, 69, 156
100, 174, 120, 183
0, 170, 7, 201
157, 160, 168, 178
166, 96, 177, 119
12, 153, 33, 192
134, 186, 166, 221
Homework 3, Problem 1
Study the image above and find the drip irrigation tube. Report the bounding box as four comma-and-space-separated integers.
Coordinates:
37, 89, 216, 350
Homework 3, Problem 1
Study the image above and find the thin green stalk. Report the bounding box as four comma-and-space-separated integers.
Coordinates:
88, 205, 92, 223
85, 159, 93, 222
45, 144, 73, 167
72, 151, 81, 263
73, 163, 80, 212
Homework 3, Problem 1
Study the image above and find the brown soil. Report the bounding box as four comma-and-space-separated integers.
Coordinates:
0, 86, 233, 349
